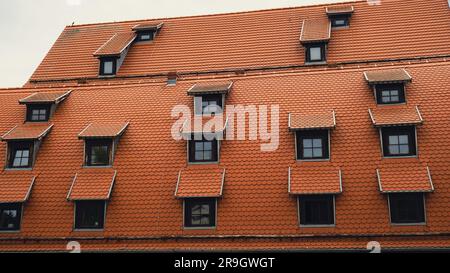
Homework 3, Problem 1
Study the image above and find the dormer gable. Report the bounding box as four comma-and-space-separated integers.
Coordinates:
326, 5, 354, 28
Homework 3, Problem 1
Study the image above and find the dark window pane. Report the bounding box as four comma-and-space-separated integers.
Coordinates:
296, 130, 329, 160
299, 195, 335, 226
27, 104, 50, 122
376, 84, 406, 104
8, 141, 33, 169
99, 58, 117, 76
189, 137, 218, 163
85, 139, 112, 166
184, 198, 216, 228
0, 203, 22, 231
389, 193, 425, 224
198, 95, 223, 115
382, 126, 416, 157
306, 43, 326, 63
75, 201, 105, 229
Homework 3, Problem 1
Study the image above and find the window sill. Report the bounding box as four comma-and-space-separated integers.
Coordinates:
82, 165, 113, 169
0, 230, 21, 234
376, 102, 407, 106
331, 26, 349, 30
382, 155, 418, 159
390, 222, 426, 226
188, 161, 219, 165
98, 75, 116, 79
296, 158, 331, 162
299, 224, 336, 228
183, 226, 216, 230
304, 61, 327, 66
73, 229, 105, 232
4, 168, 33, 171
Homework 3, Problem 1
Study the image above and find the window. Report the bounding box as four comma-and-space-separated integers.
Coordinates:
376, 84, 405, 104
389, 193, 425, 224
195, 95, 223, 115
299, 195, 335, 226
167, 77, 177, 86
184, 198, 216, 228
26, 104, 51, 122
296, 130, 329, 160
74, 201, 105, 230
189, 138, 218, 163
137, 31, 154, 42
8, 141, 33, 169
0, 203, 22, 231
99, 58, 117, 76
85, 139, 112, 166
305, 44, 326, 63
381, 126, 416, 157
331, 16, 349, 28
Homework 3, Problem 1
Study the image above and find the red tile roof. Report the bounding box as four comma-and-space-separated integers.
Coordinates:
377, 163, 434, 193
19, 90, 71, 104
1, 123, 53, 141
289, 164, 342, 195
289, 111, 336, 131
364, 69, 412, 84
78, 122, 129, 139
0, 173, 35, 203
326, 5, 354, 15
187, 81, 233, 95
300, 19, 331, 44
175, 167, 225, 198
369, 106, 423, 127
67, 169, 117, 201
28, 0, 450, 82
93, 32, 137, 57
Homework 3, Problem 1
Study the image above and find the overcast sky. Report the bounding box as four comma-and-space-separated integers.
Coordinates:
0, 0, 349, 88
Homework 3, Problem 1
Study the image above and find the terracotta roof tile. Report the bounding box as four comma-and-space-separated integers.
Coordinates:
67, 169, 117, 201
187, 81, 233, 95
289, 111, 336, 130
369, 105, 423, 127
326, 5, 354, 15
19, 90, 71, 104
1, 123, 53, 141
364, 69, 412, 84
377, 163, 434, 193
78, 122, 129, 139
300, 19, 331, 44
289, 165, 342, 195
175, 167, 225, 198
93, 32, 136, 57
0, 173, 35, 203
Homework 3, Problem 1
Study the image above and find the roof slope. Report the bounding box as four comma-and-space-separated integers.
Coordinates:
29, 0, 450, 82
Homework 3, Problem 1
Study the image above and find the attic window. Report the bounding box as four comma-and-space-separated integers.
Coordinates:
132, 23, 163, 42
137, 31, 154, 42
306, 44, 326, 63
19, 90, 71, 122
300, 19, 330, 64
326, 5, 354, 28
100, 57, 117, 76
167, 72, 178, 86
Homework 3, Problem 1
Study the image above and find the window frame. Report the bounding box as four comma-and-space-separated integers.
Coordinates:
330, 16, 350, 28
388, 193, 426, 225
305, 43, 327, 63
188, 137, 219, 164
74, 200, 106, 231
7, 141, 34, 169
26, 104, 51, 122
381, 126, 417, 158
99, 57, 117, 76
296, 129, 330, 161
84, 139, 113, 167
136, 31, 155, 42
0, 203, 23, 232
375, 83, 406, 105
194, 94, 224, 115
298, 195, 336, 227
183, 198, 217, 229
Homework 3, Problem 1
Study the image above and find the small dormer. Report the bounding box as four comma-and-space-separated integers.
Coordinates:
300, 19, 331, 65
364, 69, 412, 105
93, 32, 137, 77
326, 5, 354, 28
19, 90, 71, 122
187, 82, 233, 116
132, 23, 163, 42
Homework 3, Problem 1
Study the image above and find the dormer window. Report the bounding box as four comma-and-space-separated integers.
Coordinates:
305, 43, 326, 63
132, 23, 163, 43
326, 5, 354, 29
187, 82, 233, 116
300, 19, 330, 64
78, 122, 129, 167
99, 57, 117, 76
19, 91, 71, 122
167, 72, 178, 86
364, 69, 412, 105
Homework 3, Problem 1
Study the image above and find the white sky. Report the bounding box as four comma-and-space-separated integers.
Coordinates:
0, 0, 350, 88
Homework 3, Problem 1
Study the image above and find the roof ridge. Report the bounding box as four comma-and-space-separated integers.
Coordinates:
66, 0, 363, 29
